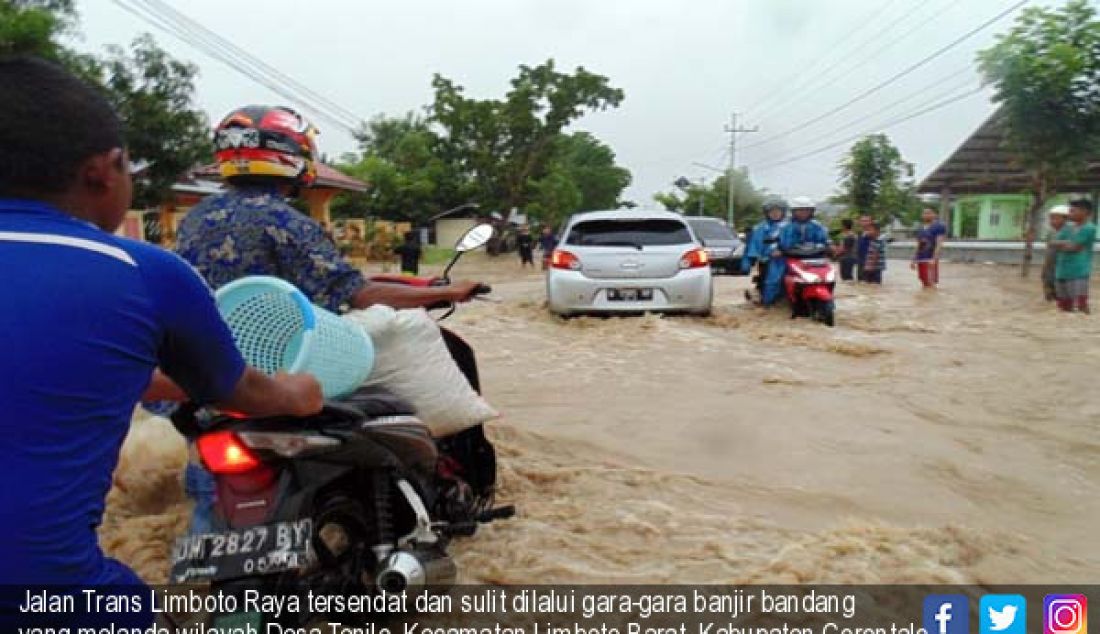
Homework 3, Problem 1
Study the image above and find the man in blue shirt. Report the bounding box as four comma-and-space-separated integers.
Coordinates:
0, 57, 324, 590
741, 199, 788, 305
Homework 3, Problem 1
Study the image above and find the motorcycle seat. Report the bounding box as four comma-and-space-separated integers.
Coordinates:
333, 386, 416, 418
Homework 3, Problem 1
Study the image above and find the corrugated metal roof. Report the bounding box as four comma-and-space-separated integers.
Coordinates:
919, 110, 1100, 194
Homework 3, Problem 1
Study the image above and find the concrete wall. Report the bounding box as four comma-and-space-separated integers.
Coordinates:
889, 240, 1100, 266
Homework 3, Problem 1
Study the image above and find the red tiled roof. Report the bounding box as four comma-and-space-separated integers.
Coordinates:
314, 163, 368, 192
192, 163, 368, 193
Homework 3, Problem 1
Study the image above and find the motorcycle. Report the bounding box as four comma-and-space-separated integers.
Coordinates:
782, 245, 837, 327
167, 223, 510, 628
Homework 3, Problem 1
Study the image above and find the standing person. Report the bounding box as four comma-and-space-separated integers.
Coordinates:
538, 224, 559, 270
861, 222, 887, 284
911, 207, 947, 289
1042, 205, 1071, 302
855, 214, 873, 282
0, 57, 323, 596
517, 224, 535, 268
1052, 199, 1096, 314
741, 199, 788, 305
837, 218, 858, 281
394, 230, 422, 276
778, 197, 831, 255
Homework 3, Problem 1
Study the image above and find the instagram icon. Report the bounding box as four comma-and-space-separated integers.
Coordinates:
1045, 595, 1088, 634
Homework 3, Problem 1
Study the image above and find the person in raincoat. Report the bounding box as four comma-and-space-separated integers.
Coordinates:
778, 196, 831, 258
741, 198, 788, 305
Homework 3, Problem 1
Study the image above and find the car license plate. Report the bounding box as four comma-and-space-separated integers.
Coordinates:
609, 288, 653, 301
169, 518, 313, 583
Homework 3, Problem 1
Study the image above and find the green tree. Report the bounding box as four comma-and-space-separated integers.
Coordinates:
2, 4, 210, 208
978, 0, 1100, 275
836, 134, 919, 224
102, 35, 210, 208
0, 0, 99, 81
653, 169, 765, 234
525, 132, 631, 225
430, 59, 624, 212
333, 113, 460, 222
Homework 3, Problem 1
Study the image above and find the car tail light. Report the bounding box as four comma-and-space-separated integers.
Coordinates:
550, 249, 581, 270
679, 248, 709, 269
197, 431, 261, 474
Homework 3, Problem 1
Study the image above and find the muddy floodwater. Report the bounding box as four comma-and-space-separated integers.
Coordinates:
101, 258, 1099, 584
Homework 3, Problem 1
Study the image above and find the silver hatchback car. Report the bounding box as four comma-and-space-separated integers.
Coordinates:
546, 210, 713, 316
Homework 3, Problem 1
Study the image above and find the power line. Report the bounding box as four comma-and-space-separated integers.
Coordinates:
124, 0, 362, 131
108, 0, 362, 133
752, 0, 936, 123
143, 0, 363, 126
752, 86, 985, 173
745, 0, 907, 117
757, 0, 960, 127
743, 0, 1028, 151
750, 65, 975, 165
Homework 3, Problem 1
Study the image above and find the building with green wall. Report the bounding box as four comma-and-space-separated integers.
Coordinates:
919, 110, 1099, 240
952, 194, 1072, 240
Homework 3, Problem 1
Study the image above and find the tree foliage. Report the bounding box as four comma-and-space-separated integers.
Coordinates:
430, 60, 626, 213
653, 169, 765, 235
102, 35, 210, 208
333, 61, 631, 226
1, 3, 210, 207
836, 134, 919, 225
332, 113, 457, 223
978, 0, 1100, 274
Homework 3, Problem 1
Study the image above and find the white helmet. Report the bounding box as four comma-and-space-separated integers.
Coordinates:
789, 196, 816, 217
1048, 204, 1070, 216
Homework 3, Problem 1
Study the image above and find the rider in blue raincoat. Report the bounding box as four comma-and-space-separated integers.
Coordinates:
778, 196, 831, 257
742, 199, 788, 305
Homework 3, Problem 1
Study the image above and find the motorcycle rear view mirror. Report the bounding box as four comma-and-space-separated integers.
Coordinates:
455, 223, 494, 253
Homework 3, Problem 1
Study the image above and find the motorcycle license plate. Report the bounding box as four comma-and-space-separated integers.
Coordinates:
608, 288, 653, 301
169, 518, 313, 583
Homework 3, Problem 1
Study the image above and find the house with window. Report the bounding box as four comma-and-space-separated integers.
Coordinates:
951, 193, 1074, 240
918, 111, 1099, 240
116, 163, 369, 248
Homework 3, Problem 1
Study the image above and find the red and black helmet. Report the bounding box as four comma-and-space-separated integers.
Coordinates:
213, 105, 319, 185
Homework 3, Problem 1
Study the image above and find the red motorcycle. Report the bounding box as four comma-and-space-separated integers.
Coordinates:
782, 247, 837, 327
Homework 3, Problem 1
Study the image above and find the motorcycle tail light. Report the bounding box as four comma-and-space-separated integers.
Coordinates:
198, 431, 261, 474
550, 249, 581, 270
679, 248, 709, 269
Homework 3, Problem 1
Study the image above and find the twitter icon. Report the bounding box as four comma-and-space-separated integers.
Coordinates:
982, 595, 1027, 634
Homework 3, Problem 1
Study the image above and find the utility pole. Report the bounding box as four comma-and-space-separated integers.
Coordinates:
725, 112, 758, 231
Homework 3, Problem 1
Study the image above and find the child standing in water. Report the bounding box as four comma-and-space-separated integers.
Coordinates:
862, 222, 887, 284
1042, 206, 1070, 302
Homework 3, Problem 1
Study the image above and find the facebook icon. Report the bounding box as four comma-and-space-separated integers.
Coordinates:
924, 595, 970, 634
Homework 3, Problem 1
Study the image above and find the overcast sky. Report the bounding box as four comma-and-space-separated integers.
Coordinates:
72, 0, 1048, 209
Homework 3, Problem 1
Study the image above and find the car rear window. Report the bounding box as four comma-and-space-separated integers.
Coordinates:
688, 220, 735, 241
565, 219, 693, 247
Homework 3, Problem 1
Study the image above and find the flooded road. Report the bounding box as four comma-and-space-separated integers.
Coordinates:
102, 259, 1099, 584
